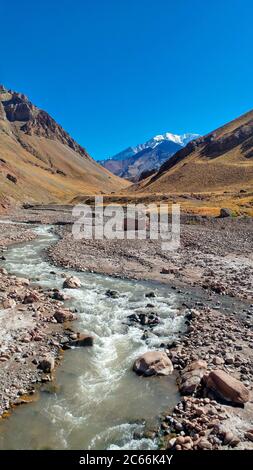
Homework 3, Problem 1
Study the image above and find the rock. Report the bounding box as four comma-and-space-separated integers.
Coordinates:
224, 354, 234, 365
166, 437, 176, 449
223, 431, 234, 445
70, 334, 94, 347
105, 289, 119, 299
176, 436, 185, 445
145, 292, 156, 298
63, 276, 81, 289
16, 278, 30, 286
2, 298, 16, 309
23, 292, 40, 304
219, 208, 233, 218
53, 309, 77, 323
179, 360, 207, 395
245, 430, 253, 442
133, 351, 173, 376
52, 290, 68, 301
6, 173, 17, 184
127, 312, 160, 327
212, 356, 224, 365
230, 437, 240, 448
197, 438, 212, 450
38, 355, 55, 373
204, 370, 250, 404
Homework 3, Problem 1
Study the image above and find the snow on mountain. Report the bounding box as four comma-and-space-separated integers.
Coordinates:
101, 132, 200, 181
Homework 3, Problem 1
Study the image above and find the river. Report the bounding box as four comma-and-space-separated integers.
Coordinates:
0, 224, 184, 450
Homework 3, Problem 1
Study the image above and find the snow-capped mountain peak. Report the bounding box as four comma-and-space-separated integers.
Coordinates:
101, 131, 200, 182
147, 132, 199, 149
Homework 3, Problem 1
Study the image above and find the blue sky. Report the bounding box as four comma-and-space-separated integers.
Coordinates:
1, 0, 252, 160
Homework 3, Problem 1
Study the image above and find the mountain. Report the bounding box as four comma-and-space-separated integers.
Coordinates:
101, 132, 199, 182
131, 110, 253, 193
0, 85, 129, 208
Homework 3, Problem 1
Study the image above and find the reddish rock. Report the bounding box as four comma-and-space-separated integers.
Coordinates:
23, 292, 40, 304
53, 309, 77, 323
179, 360, 207, 395
205, 370, 249, 404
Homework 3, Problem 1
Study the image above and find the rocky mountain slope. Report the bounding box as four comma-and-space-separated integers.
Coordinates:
131, 110, 253, 193
101, 132, 199, 181
0, 85, 128, 209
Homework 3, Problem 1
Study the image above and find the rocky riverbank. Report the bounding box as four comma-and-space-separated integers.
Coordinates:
0, 223, 79, 418
153, 302, 253, 450
46, 216, 253, 302
0, 211, 253, 450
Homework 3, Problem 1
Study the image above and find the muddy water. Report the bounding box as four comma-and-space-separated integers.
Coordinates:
0, 225, 184, 450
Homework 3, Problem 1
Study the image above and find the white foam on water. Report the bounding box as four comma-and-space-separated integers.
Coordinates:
0, 223, 184, 450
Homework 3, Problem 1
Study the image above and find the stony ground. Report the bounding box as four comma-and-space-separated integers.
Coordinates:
1, 208, 253, 450
45, 216, 253, 302
0, 223, 37, 248
0, 223, 78, 418
155, 302, 253, 450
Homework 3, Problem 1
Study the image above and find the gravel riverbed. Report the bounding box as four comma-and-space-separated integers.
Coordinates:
0, 208, 253, 450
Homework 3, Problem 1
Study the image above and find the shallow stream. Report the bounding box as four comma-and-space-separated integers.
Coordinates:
0, 224, 184, 450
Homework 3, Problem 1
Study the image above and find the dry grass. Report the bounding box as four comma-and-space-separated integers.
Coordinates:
0, 128, 130, 207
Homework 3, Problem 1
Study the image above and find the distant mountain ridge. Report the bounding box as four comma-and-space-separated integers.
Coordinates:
0, 84, 128, 208
130, 109, 253, 194
101, 132, 199, 181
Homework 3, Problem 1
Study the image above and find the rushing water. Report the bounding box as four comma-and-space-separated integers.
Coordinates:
0, 224, 184, 450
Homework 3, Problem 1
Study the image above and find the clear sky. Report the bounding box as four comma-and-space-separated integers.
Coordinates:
1, 0, 252, 160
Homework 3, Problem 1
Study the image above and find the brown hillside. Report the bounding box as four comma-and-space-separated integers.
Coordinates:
0, 85, 129, 208
131, 109, 253, 194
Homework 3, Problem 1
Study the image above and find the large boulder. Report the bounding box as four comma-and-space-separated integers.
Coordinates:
133, 351, 173, 376
179, 360, 207, 395
63, 276, 81, 289
53, 309, 77, 323
204, 369, 249, 404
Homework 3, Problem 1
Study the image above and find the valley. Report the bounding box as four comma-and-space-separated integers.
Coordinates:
0, 86, 252, 451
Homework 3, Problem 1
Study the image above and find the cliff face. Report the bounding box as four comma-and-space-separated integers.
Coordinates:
0, 85, 129, 208
1, 87, 90, 159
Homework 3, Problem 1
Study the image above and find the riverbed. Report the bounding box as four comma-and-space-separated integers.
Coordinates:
0, 225, 184, 450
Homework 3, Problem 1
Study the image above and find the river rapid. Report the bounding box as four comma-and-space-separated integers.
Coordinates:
0, 224, 184, 450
